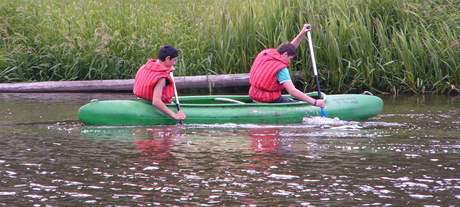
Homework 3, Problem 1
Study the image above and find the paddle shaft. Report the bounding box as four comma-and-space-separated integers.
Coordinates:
306, 31, 327, 117
170, 72, 183, 124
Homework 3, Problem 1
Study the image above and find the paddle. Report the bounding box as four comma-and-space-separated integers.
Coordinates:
306, 28, 327, 117
170, 71, 183, 124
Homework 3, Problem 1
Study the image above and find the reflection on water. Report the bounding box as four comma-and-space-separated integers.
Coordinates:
0, 93, 459, 206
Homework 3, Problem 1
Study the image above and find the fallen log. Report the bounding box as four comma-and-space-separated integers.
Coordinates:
0, 73, 250, 93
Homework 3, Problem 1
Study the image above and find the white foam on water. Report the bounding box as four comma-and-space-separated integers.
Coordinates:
184, 174, 203, 180
284, 130, 387, 139
112, 194, 143, 199
395, 182, 429, 188
143, 166, 159, 171
87, 185, 103, 189
188, 123, 294, 129
359, 185, 375, 192
272, 189, 295, 196
24, 194, 43, 199
30, 183, 57, 189
64, 192, 93, 198
228, 192, 249, 197
209, 195, 220, 199
303, 179, 321, 182
404, 154, 421, 158
0, 192, 16, 196
268, 174, 300, 180
287, 183, 304, 190
63, 181, 84, 186
362, 121, 405, 128
303, 116, 359, 127
187, 117, 401, 130
241, 169, 259, 175
136, 116, 404, 139
408, 194, 433, 199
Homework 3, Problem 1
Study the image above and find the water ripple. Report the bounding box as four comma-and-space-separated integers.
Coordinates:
0, 95, 459, 206
268, 174, 300, 180
0, 192, 16, 196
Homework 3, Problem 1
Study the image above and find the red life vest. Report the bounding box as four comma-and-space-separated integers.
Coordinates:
133, 59, 175, 103
249, 49, 289, 102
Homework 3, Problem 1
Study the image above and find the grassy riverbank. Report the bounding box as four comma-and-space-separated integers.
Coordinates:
1, 0, 459, 94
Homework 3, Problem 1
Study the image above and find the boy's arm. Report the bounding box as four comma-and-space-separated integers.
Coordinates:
152, 78, 185, 120
283, 80, 325, 107
290, 24, 311, 48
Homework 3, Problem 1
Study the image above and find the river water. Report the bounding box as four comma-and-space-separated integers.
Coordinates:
0, 93, 459, 206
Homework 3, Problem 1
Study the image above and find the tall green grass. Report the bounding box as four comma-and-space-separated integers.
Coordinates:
1, 0, 459, 94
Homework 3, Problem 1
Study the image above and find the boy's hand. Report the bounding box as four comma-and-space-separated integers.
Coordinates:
315, 99, 325, 108
302, 24, 312, 34
174, 111, 186, 121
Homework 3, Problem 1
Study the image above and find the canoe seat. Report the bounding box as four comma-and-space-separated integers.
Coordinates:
214, 98, 246, 104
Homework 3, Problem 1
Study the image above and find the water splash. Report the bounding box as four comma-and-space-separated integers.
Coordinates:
302, 116, 359, 127
186, 117, 401, 130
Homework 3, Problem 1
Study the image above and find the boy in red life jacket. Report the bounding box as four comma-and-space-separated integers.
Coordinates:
249, 24, 325, 108
133, 45, 186, 121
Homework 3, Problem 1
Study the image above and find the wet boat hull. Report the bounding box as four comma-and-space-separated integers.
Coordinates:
79, 93, 383, 126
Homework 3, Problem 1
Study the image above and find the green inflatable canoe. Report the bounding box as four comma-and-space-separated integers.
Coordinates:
79, 93, 383, 126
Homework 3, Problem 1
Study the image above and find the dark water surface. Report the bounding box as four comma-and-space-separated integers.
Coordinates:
0, 93, 459, 206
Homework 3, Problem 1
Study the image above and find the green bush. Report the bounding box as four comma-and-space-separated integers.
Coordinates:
1, 0, 459, 94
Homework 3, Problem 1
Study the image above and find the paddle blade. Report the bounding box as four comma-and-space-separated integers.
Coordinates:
320, 108, 327, 117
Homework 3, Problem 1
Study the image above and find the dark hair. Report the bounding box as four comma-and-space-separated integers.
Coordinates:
277, 43, 297, 57
157, 45, 179, 61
